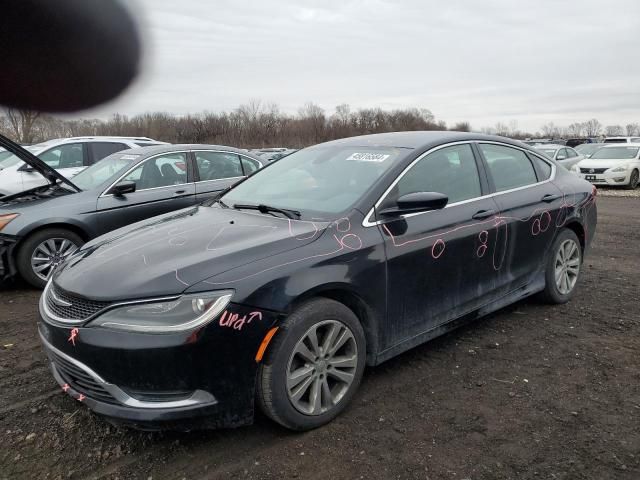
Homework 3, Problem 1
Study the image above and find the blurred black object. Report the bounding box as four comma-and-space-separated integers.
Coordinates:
0, 0, 140, 112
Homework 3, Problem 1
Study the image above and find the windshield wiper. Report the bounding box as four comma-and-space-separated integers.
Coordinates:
233, 203, 301, 219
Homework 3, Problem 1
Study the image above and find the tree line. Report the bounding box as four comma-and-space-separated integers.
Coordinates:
1, 102, 636, 147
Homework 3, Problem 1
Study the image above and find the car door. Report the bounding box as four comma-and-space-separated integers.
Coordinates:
88, 142, 130, 165
378, 143, 502, 349
477, 142, 564, 295
94, 151, 196, 235
193, 151, 246, 203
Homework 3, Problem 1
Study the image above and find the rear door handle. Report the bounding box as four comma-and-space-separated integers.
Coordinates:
541, 194, 561, 203
472, 209, 496, 220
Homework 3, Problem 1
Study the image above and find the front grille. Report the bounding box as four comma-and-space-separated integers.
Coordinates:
580, 168, 607, 174
50, 350, 119, 405
45, 283, 111, 321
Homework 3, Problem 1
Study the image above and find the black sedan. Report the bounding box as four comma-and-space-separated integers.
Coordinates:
0, 140, 262, 287
37, 131, 597, 431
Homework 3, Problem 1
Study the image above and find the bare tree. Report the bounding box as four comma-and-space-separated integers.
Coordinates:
4, 108, 41, 143
625, 123, 639, 136
605, 125, 624, 136
567, 123, 583, 137
582, 118, 602, 137
451, 121, 471, 132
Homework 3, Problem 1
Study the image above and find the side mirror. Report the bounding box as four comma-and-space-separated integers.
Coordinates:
379, 192, 448, 216
556, 155, 566, 161
108, 180, 136, 196
18, 163, 35, 172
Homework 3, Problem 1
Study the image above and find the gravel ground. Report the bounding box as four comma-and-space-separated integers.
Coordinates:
0, 195, 638, 480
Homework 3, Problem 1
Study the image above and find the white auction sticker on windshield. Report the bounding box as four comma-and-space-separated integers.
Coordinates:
345, 152, 390, 162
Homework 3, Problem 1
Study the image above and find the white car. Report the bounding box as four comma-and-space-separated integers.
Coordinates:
0, 136, 167, 197
534, 144, 584, 170
572, 143, 640, 189
604, 136, 640, 144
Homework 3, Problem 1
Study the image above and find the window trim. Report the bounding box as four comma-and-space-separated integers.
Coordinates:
362, 140, 556, 227
100, 150, 192, 197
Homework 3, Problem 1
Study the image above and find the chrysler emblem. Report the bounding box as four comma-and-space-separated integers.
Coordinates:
589, 168, 595, 174
51, 290, 72, 307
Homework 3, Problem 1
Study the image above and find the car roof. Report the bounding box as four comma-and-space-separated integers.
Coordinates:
602, 142, 640, 147
314, 131, 530, 150
123, 143, 264, 160
535, 144, 564, 149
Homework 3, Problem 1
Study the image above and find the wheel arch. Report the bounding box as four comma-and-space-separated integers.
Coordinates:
289, 284, 380, 365
16, 221, 90, 252
563, 220, 585, 252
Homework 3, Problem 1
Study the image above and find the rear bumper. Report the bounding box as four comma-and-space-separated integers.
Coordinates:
0, 234, 18, 281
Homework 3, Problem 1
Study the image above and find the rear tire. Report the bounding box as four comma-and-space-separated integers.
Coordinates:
16, 228, 84, 288
624, 169, 639, 190
256, 298, 366, 431
539, 228, 582, 304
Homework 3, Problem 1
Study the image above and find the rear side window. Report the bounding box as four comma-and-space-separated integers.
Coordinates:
240, 156, 260, 175
90, 142, 128, 163
480, 144, 538, 192
529, 153, 552, 180
39, 143, 85, 169
195, 152, 243, 180
395, 144, 482, 204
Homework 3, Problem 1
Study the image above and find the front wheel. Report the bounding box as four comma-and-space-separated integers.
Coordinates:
539, 228, 582, 304
256, 298, 366, 431
624, 169, 639, 190
16, 228, 83, 288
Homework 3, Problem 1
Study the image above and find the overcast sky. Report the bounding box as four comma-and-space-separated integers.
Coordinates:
89, 0, 640, 133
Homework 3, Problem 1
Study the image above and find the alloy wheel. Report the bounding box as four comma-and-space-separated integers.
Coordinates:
286, 319, 358, 416
554, 239, 580, 295
30, 238, 79, 282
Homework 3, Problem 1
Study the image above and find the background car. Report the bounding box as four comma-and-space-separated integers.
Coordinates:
573, 143, 640, 189
0, 144, 262, 287
534, 144, 584, 169
574, 143, 607, 159
0, 136, 167, 197
37, 132, 596, 432
603, 136, 640, 143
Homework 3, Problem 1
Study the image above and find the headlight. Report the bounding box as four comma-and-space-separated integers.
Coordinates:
610, 165, 628, 173
89, 290, 233, 333
0, 213, 19, 231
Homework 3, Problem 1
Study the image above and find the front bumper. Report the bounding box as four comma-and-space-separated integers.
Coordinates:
38, 302, 280, 430
577, 171, 631, 186
0, 234, 18, 281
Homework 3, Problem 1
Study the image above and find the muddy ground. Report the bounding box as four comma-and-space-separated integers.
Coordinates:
0, 194, 638, 480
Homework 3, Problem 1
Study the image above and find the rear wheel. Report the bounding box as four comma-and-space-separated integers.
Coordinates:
256, 298, 366, 431
539, 228, 582, 304
16, 228, 83, 288
624, 169, 639, 190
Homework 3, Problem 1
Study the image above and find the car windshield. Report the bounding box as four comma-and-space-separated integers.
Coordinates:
538, 149, 558, 158
575, 144, 601, 155
590, 146, 639, 160
221, 145, 408, 218
72, 152, 141, 190
0, 146, 44, 169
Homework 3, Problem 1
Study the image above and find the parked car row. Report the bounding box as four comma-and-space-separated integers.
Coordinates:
571, 144, 640, 189
0, 136, 167, 197
0, 142, 263, 287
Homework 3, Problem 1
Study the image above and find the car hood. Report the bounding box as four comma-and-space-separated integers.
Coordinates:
53, 206, 326, 300
577, 158, 631, 168
0, 134, 80, 192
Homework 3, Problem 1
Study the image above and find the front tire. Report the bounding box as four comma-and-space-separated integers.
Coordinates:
256, 298, 366, 431
624, 169, 639, 190
539, 228, 582, 304
16, 228, 83, 288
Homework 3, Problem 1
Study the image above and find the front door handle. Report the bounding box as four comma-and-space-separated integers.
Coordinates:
541, 194, 561, 203
173, 190, 186, 195
472, 209, 496, 220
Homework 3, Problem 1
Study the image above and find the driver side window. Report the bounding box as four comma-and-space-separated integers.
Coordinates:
394, 144, 482, 204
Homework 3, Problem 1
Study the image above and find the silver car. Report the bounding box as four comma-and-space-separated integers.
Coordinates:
535, 145, 584, 170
